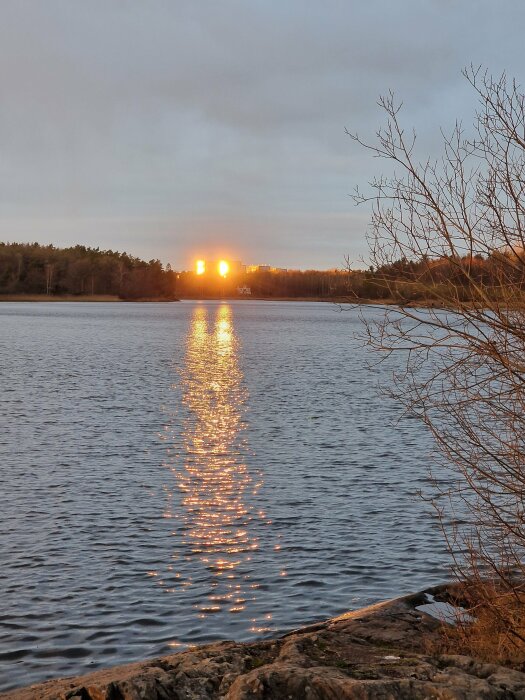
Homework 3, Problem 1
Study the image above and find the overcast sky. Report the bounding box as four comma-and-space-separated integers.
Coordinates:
1, 1, 524, 269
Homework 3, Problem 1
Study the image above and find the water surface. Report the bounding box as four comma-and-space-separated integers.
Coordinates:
0, 301, 449, 690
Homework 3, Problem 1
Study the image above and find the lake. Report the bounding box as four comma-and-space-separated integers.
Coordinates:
0, 300, 450, 691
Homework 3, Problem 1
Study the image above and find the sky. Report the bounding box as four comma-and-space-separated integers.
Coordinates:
1, 1, 525, 270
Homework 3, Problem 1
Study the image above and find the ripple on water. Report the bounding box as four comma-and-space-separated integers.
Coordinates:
0, 301, 452, 691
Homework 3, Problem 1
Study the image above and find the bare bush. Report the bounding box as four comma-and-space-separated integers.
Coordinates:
350, 66, 525, 662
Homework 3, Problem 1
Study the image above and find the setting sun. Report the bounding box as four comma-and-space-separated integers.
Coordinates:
218, 260, 229, 277
196, 260, 206, 275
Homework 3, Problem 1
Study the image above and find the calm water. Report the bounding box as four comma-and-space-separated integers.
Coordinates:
0, 301, 450, 691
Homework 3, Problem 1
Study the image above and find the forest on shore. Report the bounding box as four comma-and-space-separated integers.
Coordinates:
1, 241, 523, 304
178, 250, 525, 304
0, 243, 177, 300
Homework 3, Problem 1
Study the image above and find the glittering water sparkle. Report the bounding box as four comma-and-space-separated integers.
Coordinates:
0, 301, 449, 691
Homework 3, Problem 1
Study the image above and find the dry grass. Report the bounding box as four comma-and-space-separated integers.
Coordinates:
435, 582, 525, 669
0, 294, 121, 302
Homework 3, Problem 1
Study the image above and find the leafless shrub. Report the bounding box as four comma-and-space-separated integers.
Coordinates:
350, 66, 525, 662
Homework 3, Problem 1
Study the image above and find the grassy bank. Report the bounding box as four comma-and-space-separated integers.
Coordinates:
179, 295, 428, 305
0, 294, 490, 308
0, 294, 395, 304
0, 294, 178, 302
0, 294, 121, 302
179, 295, 374, 303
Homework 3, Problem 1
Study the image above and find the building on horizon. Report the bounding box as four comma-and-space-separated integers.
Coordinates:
246, 264, 274, 273
192, 259, 290, 276
194, 259, 246, 276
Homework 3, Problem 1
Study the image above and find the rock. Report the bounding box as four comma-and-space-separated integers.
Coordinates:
3, 585, 525, 699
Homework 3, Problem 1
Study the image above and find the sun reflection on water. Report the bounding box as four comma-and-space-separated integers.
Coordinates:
157, 304, 271, 626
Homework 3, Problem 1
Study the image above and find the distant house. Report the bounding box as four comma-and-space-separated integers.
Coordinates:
237, 285, 251, 296
246, 264, 271, 273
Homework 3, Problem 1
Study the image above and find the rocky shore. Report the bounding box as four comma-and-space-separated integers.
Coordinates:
4, 585, 525, 700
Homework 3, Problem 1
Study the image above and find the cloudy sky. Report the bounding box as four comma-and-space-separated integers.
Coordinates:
1, 1, 524, 269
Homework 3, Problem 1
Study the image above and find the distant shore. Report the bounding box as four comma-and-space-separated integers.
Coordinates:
0, 294, 179, 303
180, 296, 406, 304
0, 293, 443, 307
0, 294, 372, 304
180, 296, 440, 306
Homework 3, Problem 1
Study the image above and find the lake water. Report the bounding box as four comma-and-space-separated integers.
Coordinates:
0, 301, 450, 691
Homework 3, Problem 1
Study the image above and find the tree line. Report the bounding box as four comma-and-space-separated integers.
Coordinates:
0, 242, 177, 299
177, 253, 525, 302
177, 268, 354, 298
2, 241, 522, 303
362, 251, 525, 305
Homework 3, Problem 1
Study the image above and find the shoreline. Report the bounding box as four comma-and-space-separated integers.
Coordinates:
0, 294, 504, 310
178, 296, 403, 304
0, 294, 179, 303
0, 294, 415, 306
3, 584, 525, 699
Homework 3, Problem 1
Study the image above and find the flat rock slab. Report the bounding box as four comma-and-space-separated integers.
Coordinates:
3, 586, 525, 699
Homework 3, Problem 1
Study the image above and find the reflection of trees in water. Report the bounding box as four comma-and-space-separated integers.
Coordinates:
160, 305, 266, 618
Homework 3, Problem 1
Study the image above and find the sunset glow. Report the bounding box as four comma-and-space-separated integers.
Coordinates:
218, 260, 229, 277
196, 260, 206, 275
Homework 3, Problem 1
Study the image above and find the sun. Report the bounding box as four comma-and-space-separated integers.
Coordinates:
218, 260, 229, 277
196, 260, 206, 275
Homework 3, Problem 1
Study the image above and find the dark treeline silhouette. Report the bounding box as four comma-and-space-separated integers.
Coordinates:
364, 251, 525, 304
177, 268, 354, 298
0, 242, 177, 299
2, 241, 520, 303
178, 252, 525, 302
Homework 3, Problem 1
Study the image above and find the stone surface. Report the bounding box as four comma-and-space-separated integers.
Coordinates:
3, 585, 525, 699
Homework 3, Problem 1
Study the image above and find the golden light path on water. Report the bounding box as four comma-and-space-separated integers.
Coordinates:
156, 304, 273, 635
